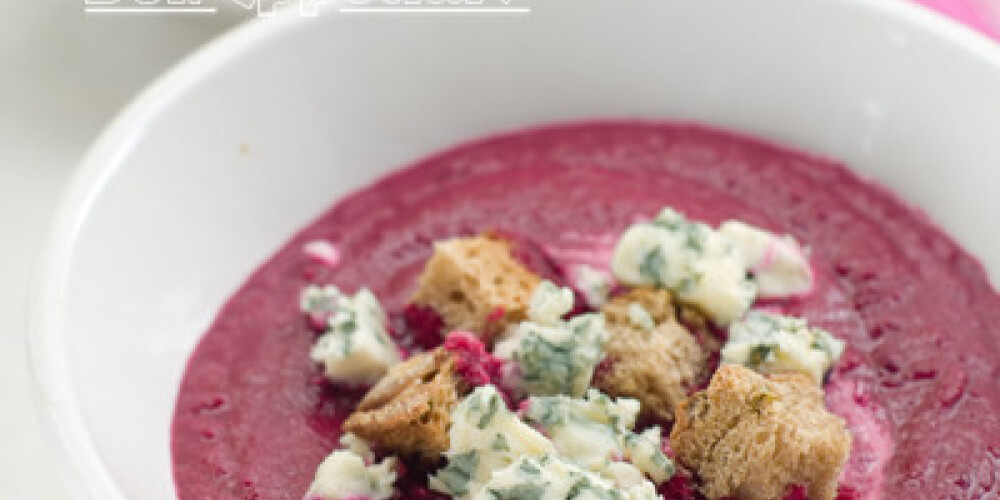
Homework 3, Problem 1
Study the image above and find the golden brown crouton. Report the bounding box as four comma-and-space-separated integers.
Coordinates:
601, 286, 677, 326
410, 235, 541, 343
343, 348, 463, 460
594, 287, 706, 422
670, 365, 851, 500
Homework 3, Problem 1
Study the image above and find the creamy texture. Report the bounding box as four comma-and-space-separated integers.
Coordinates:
722, 311, 844, 384
611, 208, 756, 325
574, 265, 613, 309
522, 390, 674, 484
306, 449, 398, 500
172, 122, 1000, 500
473, 454, 660, 500
718, 220, 814, 297
302, 285, 400, 385
431, 386, 555, 500
494, 281, 609, 398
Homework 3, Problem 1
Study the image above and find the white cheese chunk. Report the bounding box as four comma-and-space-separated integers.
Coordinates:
430, 386, 555, 500
305, 448, 398, 500
434, 387, 669, 500
611, 208, 756, 326
721, 311, 845, 384
523, 390, 674, 485
606, 460, 647, 488
574, 265, 613, 309
528, 280, 576, 326
471, 455, 660, 500
495, 282, 609, 397
302, 285, 400, 385
621, 427, 673, 485
718, 220, 814, 298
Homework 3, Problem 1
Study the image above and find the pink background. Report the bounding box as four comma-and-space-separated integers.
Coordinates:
912, 0, 1000, 38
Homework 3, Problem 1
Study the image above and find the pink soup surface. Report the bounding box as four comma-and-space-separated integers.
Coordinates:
171, 122, 1000, 500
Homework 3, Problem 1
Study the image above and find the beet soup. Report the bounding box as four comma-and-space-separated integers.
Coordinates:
171, 122, 1000, 500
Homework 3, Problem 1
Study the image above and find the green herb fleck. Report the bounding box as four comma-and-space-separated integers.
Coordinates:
746, 344, 774, 368
478, 395, 500, 430
487, 483, 546, 500
639, 247, 665, 286
749, 390, 775, 413
491, 434, 510, 452
517, 460, 541, 476
434, 451, 479, 497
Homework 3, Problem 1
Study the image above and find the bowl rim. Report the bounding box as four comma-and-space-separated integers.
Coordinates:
25, 7, 313, 500
26, 1, 1000, 499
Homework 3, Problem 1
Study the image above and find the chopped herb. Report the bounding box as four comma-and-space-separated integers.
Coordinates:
478, 395, 500, 429
746, 344, 773, 368
339, 318, 358, 333
652, 450, 675, 477
487, 483, 546, 500
528, 398, 563, 426
341, 326, 355, 357
621, 432, 638, 447
517, 460, 541, 476
683, 228, 704, 252
434, 451, 479, 497
466, 391, 484, 413
638, 247, 665, 286
566, 477, 592, 500
491, 434, 510, 452
749, 390, 776, 412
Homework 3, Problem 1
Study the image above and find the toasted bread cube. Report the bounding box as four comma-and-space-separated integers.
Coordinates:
670, 365, 851, 500
343, 348, 463, 460
594, 287, 707, 422
601, 286, 677, 326
410, 235, 541, 343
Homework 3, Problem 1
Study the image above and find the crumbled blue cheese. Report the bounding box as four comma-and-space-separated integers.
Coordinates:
718, 220, 814, 298
305, 446, 398, 500
301, 285, 343, 318
302, 285, 400, 384
523, 390, 674, 485
721, 311, 845, 383
433, 387, 668, 500
494, 282, 609, 397
611, 208, 756, 326
620, 427, 673, 485
528, 281, 576, 326
574, 265, 613, 309
430, 386, 555, 500
472, 455, 660, 500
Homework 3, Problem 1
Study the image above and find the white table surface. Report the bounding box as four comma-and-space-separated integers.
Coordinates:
0, 2, 242, 497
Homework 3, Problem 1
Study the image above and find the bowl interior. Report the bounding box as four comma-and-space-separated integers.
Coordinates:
33, 1, 1000, 499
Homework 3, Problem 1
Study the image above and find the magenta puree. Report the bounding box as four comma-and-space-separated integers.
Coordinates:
171, 122, 1000, 500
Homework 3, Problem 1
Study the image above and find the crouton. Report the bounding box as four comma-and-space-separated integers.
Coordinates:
601, 286, 677, 326
670, 365, 851, 500
410, 235, 541, 343
594, 287, 707, 422
343, 348, 463, 460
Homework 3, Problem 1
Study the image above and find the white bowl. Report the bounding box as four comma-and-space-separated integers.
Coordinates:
30, 1, 1000, 499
